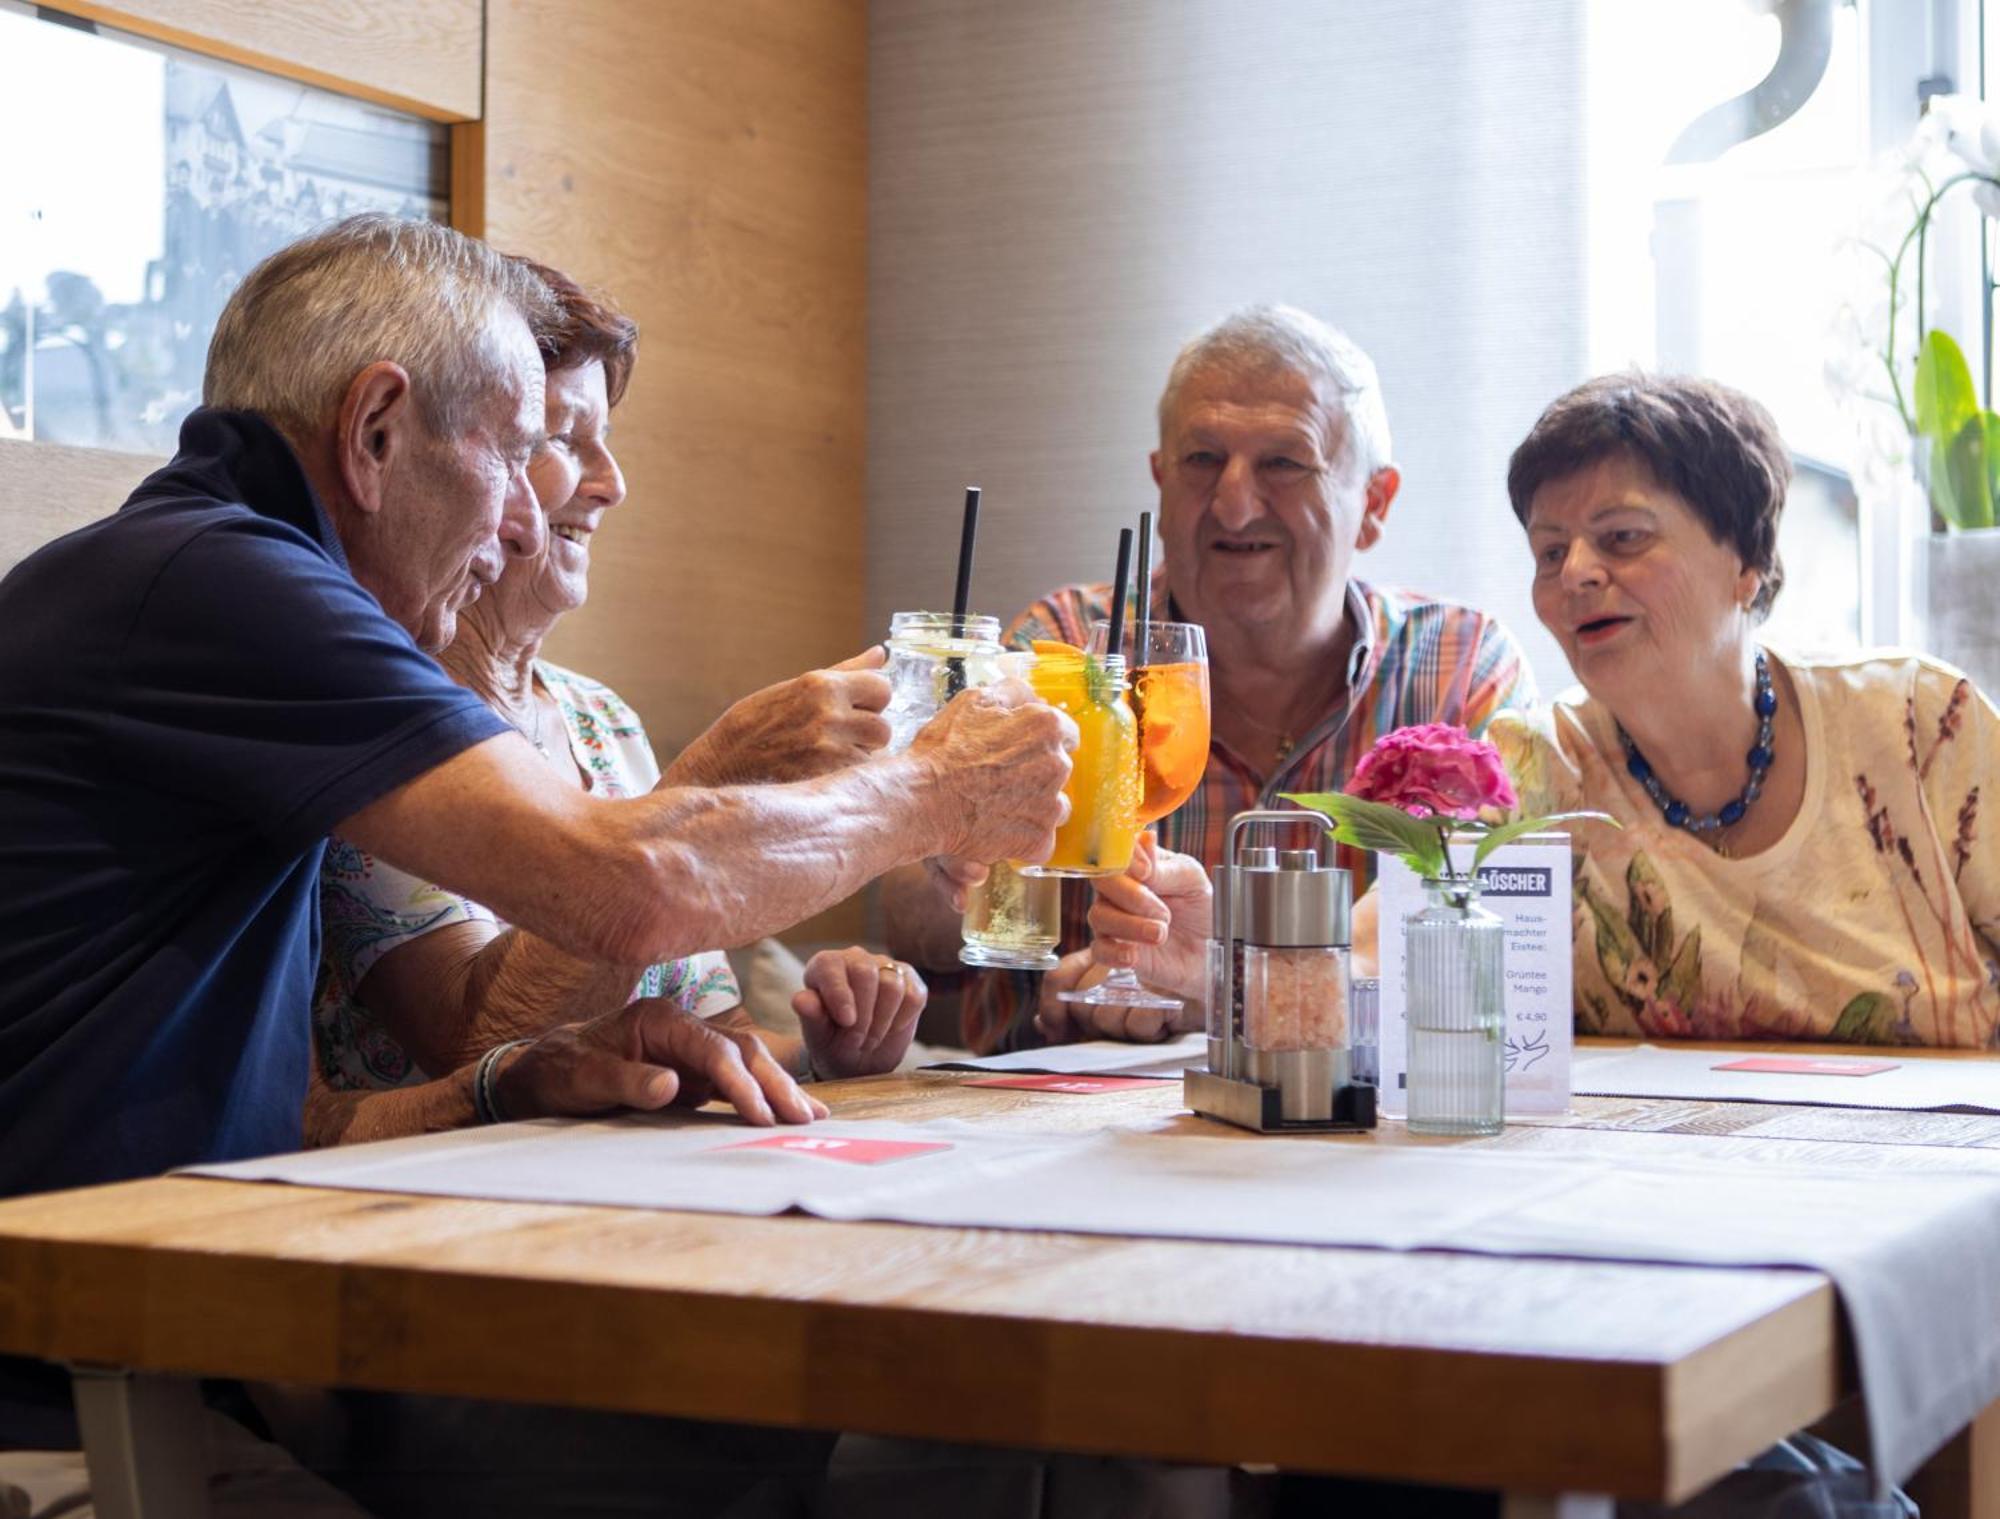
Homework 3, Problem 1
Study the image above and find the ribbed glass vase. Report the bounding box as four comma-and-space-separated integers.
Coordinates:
1404, 878, 1505, 1136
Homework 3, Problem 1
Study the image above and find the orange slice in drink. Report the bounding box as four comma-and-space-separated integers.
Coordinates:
1027, 639, 1090, 706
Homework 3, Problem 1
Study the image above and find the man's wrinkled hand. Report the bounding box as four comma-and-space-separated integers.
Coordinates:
666, 647, 893, 788
1033, 949, 1190, 1045
1084, 833, 1212, 1006
792, 946, 927, 1080
926, 855, 988, 913
496, 996, 827, 1126
913, 678, 1075, 864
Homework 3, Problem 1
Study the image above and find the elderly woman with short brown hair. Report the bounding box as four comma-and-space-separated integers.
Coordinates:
310, 260, 925, 1141
1486, 371, 1999, 1046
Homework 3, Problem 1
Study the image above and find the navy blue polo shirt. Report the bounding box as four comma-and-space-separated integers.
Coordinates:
0, 408, 509, 1202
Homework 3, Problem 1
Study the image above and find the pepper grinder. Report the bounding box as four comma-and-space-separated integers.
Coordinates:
1186, 809, 1377, 1133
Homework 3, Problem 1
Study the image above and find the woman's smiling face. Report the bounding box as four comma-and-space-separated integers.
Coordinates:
1526, 450, 1762, 697
514, 358, 625, 619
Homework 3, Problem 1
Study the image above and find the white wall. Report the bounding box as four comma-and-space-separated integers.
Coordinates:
869, 0, 1588, 692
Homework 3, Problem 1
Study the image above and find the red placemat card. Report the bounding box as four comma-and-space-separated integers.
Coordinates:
718, 1135, 954, 1165
1712, 1056, 1899, 1077
964, 1074, 1164, 1094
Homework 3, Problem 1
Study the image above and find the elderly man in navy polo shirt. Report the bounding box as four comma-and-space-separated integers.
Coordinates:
0, 215, 1078, 1509
0, 215, 1072, 1199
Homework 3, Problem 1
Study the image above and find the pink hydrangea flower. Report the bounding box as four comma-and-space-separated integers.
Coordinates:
1346, 723, 1519, 821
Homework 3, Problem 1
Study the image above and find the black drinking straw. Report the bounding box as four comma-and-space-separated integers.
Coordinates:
1133, 510, 1154, 651
1105, 527, 1134, 662
952, 487, 981, 621
943, 487, 982, 698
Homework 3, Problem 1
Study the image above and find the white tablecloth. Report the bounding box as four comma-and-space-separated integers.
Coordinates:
194, 1110, 2000, 1491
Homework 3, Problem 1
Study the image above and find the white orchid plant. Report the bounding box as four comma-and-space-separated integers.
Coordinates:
1832, 95, 2000, 531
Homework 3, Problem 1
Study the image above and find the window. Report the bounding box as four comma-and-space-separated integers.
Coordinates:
0, 2, 448, 455
1585, 0, 1873, 654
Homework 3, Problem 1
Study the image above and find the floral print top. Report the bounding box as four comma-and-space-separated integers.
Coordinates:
1488, 651, 2000, 1048
314, 661, 740, 1090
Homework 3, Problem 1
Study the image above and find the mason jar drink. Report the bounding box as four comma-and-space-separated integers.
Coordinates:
959, 861, 1062, 970
1018, 644, 1141, 878
882, 611, 1007, 752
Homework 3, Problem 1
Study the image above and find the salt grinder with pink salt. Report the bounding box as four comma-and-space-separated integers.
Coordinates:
1185, 809, 1377, 1133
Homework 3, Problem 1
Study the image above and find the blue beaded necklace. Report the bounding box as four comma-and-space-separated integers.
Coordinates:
1618, 649, 1777, 838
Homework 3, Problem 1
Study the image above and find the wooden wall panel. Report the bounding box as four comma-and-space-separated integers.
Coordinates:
55, 0, 482, 120
483, 0, 869, 772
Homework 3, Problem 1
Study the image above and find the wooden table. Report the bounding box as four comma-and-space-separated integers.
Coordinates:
0, 1044, 1994, 1519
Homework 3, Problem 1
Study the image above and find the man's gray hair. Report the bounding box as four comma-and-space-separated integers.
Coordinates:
1157, 305, 1392, 480
204, 213, 559, 445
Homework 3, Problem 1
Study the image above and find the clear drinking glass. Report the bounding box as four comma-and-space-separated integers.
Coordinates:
882, 611, 1005, 752
960, 861, 1062, 970
1204, 932, 1237, 1046
1059, 619, 1210, 1011
879, 612, 1052, 972
1350, 976, 1380, 1086
1404, 881, 1506, 1136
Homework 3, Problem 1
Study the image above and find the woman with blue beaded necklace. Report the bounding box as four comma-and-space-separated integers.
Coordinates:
1488, 372, 2000, 1047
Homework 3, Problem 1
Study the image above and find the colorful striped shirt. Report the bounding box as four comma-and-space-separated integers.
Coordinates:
957, 573, 1538, 1052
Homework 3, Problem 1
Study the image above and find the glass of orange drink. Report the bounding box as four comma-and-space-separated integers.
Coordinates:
1099, 621, 1210, 824
1057, 619, 1211, 1012
1015, 640, 1141, 878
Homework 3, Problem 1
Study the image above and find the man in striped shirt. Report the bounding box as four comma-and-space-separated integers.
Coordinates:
885, 305, 1536, 1052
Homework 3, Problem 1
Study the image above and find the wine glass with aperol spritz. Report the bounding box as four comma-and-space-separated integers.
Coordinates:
1058, 619, 1210, 1012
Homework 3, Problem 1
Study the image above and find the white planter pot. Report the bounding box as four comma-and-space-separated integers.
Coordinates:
1926, 527, 2000, 697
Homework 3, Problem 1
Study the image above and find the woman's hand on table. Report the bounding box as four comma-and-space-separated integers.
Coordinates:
792, 946, 928, 1080
496, 996, 827, 1126
663, 646, 894, 788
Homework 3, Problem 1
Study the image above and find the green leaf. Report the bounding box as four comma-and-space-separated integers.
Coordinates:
1468, 810, 1618, 871
1280, 792, 1348, 817
1934, 410, 2000, 530
1831, 991, 1897, 1045
1986, 414, 2000, 524
1082, 651, 1118, 706
1915, 329, 1979, 446
1281, 792, 1448, 879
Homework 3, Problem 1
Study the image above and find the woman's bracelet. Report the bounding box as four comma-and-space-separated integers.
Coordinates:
473, 1038, 535, 1125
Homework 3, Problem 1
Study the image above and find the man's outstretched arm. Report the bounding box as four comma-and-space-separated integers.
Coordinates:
337, 679, 1074, 971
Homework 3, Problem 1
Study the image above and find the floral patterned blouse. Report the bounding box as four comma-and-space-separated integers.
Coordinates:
314, 660, 740, 1090
1488, 650, 2000, 1048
